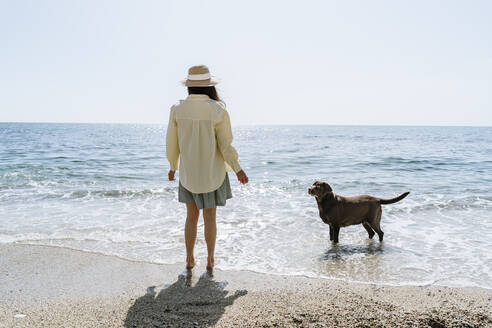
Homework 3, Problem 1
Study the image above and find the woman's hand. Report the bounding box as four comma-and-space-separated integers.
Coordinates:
168, 170, 176, 181
236, 170, 248, 184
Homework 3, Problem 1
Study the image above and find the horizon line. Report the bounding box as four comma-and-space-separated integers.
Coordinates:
0, 121, 491, 128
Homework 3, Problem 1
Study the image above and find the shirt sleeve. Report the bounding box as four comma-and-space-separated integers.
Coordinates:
215, 109, 242, 173
165, 107, 179, 171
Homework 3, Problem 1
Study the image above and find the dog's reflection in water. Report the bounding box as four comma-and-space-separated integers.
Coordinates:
323, 241, 385, 261
125, 270, 247, 328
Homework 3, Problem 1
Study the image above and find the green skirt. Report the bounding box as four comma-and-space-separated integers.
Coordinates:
178, 173, 232, 210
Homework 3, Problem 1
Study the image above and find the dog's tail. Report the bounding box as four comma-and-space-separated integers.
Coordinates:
379, 192, 410, 205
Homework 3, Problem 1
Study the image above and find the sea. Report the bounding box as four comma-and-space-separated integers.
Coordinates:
1, 123, 491, 289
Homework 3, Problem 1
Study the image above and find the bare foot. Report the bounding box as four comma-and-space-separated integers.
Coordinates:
186, 257, 195, 270
206, 256, 214, 271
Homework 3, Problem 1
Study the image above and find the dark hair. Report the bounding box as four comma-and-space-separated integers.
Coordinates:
187, 86, 221, 102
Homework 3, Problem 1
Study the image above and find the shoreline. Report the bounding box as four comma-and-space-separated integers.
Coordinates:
1, 243, 491, 327
8, 242, 491, 291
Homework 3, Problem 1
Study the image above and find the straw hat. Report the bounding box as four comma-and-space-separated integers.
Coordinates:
181, 65, 220, 87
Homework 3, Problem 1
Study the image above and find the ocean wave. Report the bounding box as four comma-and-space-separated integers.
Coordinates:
387, 195, 492, 212
60, 188, 176, 199
0, 186, 176, 202
347, 157, 492, 169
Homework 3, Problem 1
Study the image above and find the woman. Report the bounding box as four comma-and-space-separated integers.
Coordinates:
166, 65, 248, 272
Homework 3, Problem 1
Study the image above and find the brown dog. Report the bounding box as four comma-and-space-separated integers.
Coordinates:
308, 181, 409, 243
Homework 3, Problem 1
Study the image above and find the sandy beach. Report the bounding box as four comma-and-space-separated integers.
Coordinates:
0, 243, 490, 327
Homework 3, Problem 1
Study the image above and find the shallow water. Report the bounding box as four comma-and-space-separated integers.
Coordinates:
1, 123, 491, 288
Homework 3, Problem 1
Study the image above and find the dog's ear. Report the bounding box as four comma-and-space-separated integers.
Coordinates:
321, 182, 333, 192
324, 190, 335, 200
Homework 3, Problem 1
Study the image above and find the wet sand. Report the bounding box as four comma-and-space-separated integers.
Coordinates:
1, 243, 491, 327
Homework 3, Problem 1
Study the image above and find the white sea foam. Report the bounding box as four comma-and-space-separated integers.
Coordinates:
2, 183, 491, 289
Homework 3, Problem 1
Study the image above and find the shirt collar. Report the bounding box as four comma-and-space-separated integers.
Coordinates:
186, 94, 210, 101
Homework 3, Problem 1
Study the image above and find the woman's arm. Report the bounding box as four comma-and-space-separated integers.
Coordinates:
166, 108, 179, 180
215, 109, 248, 184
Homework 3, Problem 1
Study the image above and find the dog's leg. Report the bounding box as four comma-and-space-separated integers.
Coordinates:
329, 225, 334, 241
369, 208, 384, 242
333, 225, 340, 244
369, 222, 384, 242
363, 223, 375, 239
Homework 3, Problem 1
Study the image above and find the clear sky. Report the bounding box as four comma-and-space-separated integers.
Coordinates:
1, 0, 491, 125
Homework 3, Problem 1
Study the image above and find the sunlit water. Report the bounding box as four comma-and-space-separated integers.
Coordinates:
1, 123, 491, 288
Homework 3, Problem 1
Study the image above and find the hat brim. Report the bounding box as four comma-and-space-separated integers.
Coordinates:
181, 76, 220, 87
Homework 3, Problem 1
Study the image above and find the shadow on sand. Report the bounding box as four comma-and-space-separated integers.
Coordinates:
124, 271, 247, 328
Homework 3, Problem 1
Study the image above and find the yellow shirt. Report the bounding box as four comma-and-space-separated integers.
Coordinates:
166, 94, 242, 194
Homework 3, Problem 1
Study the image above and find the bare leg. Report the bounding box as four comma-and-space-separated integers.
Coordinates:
203, 207, 217, 270
185, 202, 199, 269
363, 223, 375, 239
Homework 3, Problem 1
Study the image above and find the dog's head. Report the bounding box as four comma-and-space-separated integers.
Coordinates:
308, 181, 333, 199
